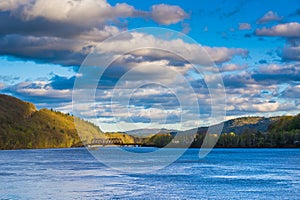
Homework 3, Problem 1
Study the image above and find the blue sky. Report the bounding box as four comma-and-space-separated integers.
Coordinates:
0, 0, 300, 131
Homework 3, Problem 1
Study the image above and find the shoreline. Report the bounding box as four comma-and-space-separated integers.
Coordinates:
1, 146, 300, 151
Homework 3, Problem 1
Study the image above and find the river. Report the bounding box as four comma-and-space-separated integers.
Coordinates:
0, 148, 299, 199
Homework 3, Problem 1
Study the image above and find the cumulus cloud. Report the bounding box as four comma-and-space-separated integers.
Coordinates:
76, 26, 120, 42
0, 82, 5, 90
220, 63, 248, 72
150, 4, 189, 25
252, 63, 300, 84
95, 32, 249, 65
256, 22, 300, 37
19, 1, 188, 26
0, 0, 190, 51
3, 81, 71, 100
0, 0, 135, 25
0, 0, 196, 66
282, 38, 300, 61
0, 0, 247, 70
281, 85, 300, 98
255, 22, 300, 61
0, 0, 26, 11
24, 0, 136, 25
258, 63, 299, 74
257, 11, 283, 24
224, 85, 295, 114
0, 29, 243, 68
0, 34, 88, 66
243, 101, 280, 112
203, 47, 248, 63
224, 90, 288, 114
282, 46, 300, 61
0, 0, 188, 29
216, 62, 300, 116
223, 72, 254, 89
238, 23, 251, 30
222, 63, 300, 90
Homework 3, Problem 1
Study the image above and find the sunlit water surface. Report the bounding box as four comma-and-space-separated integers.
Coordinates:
0, 148, 299, 199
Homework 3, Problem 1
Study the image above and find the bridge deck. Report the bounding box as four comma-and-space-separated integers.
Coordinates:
86, 138, 142, 147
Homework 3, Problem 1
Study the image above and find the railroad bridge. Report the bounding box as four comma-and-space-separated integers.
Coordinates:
87, 138, 141, 148
90, 138, 123, 145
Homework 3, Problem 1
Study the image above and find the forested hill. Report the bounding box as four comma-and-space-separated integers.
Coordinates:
141, 115, 300, 148
0, 94, 105, 149
148, 114, 300, 148
212, 114, 300, 148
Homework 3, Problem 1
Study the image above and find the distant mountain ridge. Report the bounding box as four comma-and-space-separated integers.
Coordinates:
191, 116, 281, 135
126, 128, 178, 137
165, 115, 299, 148
125, 117, 281, 137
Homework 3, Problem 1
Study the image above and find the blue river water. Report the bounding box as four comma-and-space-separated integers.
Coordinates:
0, 148, 299, 200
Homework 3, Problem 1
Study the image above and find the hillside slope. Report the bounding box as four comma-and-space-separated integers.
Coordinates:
187, 116, 280, 135
143, 115, 300, 148
0, 94, 103, 149
126, 128, 178, 137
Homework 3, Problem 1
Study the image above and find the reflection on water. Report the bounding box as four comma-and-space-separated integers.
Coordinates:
0, 148, 299, 199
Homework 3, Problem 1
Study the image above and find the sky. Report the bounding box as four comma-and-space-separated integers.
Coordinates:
0, 0, 300, 132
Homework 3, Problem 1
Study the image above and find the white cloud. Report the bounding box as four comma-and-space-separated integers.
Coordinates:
151, 4, 189, 25
0, 82, 5, 90
238, 23, 251, 30
281, 85, 300, 98
203, 47, 248, 63
220, 63, 247, 72
94, 31, 248, 65
258, 63, 299, 74
0, 0, 189, 27
0, 34, 91, 65
77, 26, 121, 42
257, 11, 283, 24
234, 100, 280, 113
0, 0, 26, 11
256, 22, 300, 37
0, 1, 194, 66
251, 102, 279, 112
17, 0, 135, 26
7, 81, 71, 99
282, 44, 300, 61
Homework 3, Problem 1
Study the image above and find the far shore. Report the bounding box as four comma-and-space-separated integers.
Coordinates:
1, 145, 300, 151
